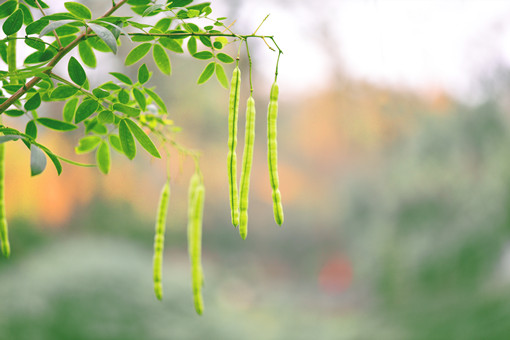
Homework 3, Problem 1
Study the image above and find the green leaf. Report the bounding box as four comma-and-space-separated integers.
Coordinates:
26, 120, 37, 139
51, 85, 79, 100
154, 17, 172, 32
138, 64, 150, 84
24, 92, 41, 111
63, 97, 78, 122
42, 148, 62, 175
98, 110, 115, 124
124, 118, 160, 158
215, 63, 229, 89
132, 88, 146, 111
118, 89, 130, 104
24, 37, 46, 51
75, 135, 101, 154
187, 36, 197, 55
119, 120, 136, 160
3, 9, 23, 36
39, 20, 76, 37
199, 36, 212, 48
142, 4, 163, 17
37, 118, 78, 131
5, 109, 24, 117
216, 52, 234, 64
145, 88, 167, 113
75, 99, 99, 124
159, 37, 184, 53
68, 56, 86, 86
110, 72, 132, 85
197, 62, 215, 85
125, 43, 152, 66
30, 144, 47, 176
0, 1, 17, 19
109, 134, 122, 153
167, 0, 193, 8
78, 40, 96, 68
19, 4, 33, 25
64, 2, 92, 20
87, 23, 118, 54
25, 18, 49, 35
86, 36, 111, 52
96, 142, 111, 174
152, 44, 171, 75
113, 103, 141, 117
92, 88, 110, 99
100, 82, 121, 91
193, 51, 213, 60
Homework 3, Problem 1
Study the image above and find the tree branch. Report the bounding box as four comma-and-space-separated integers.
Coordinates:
0, 0, 129, 115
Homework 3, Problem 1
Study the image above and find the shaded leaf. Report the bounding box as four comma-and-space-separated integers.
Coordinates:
87, 23, 118, 54
39, 20, 75, 37
30, 144, 47, 176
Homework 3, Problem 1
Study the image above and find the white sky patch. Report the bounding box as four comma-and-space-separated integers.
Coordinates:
231, 0, 510, 100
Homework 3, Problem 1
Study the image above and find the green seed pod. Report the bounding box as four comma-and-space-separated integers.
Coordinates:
227, 66, 241, 227
0, 144, 9, 258
187, 173, 205, 315
267, 82, 284, 225
153, 180, 170, 300
239, 96, 256, 239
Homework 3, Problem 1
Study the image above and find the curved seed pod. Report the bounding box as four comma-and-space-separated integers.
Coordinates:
227, 66, 241, 227
153, 180, 170, 300
187, 173, 205, 315
0, 144, 9, 258
267, 82, 284, 225
239, 96, 256, 239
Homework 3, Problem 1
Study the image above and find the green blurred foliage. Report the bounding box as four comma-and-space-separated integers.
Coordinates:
342, 101, 510, 339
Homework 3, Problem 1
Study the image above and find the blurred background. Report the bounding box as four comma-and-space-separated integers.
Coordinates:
2, 0, 510, 339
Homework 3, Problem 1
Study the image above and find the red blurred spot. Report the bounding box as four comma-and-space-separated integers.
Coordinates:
318, 255, 353, 293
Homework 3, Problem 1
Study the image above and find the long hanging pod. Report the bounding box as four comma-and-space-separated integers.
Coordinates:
227, 66, 241, 227
187, 172, 205, 315
239, 96, 256, 239
0, 142, 9, 258
267, 82, 284, 225
153, 180, 170, 300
